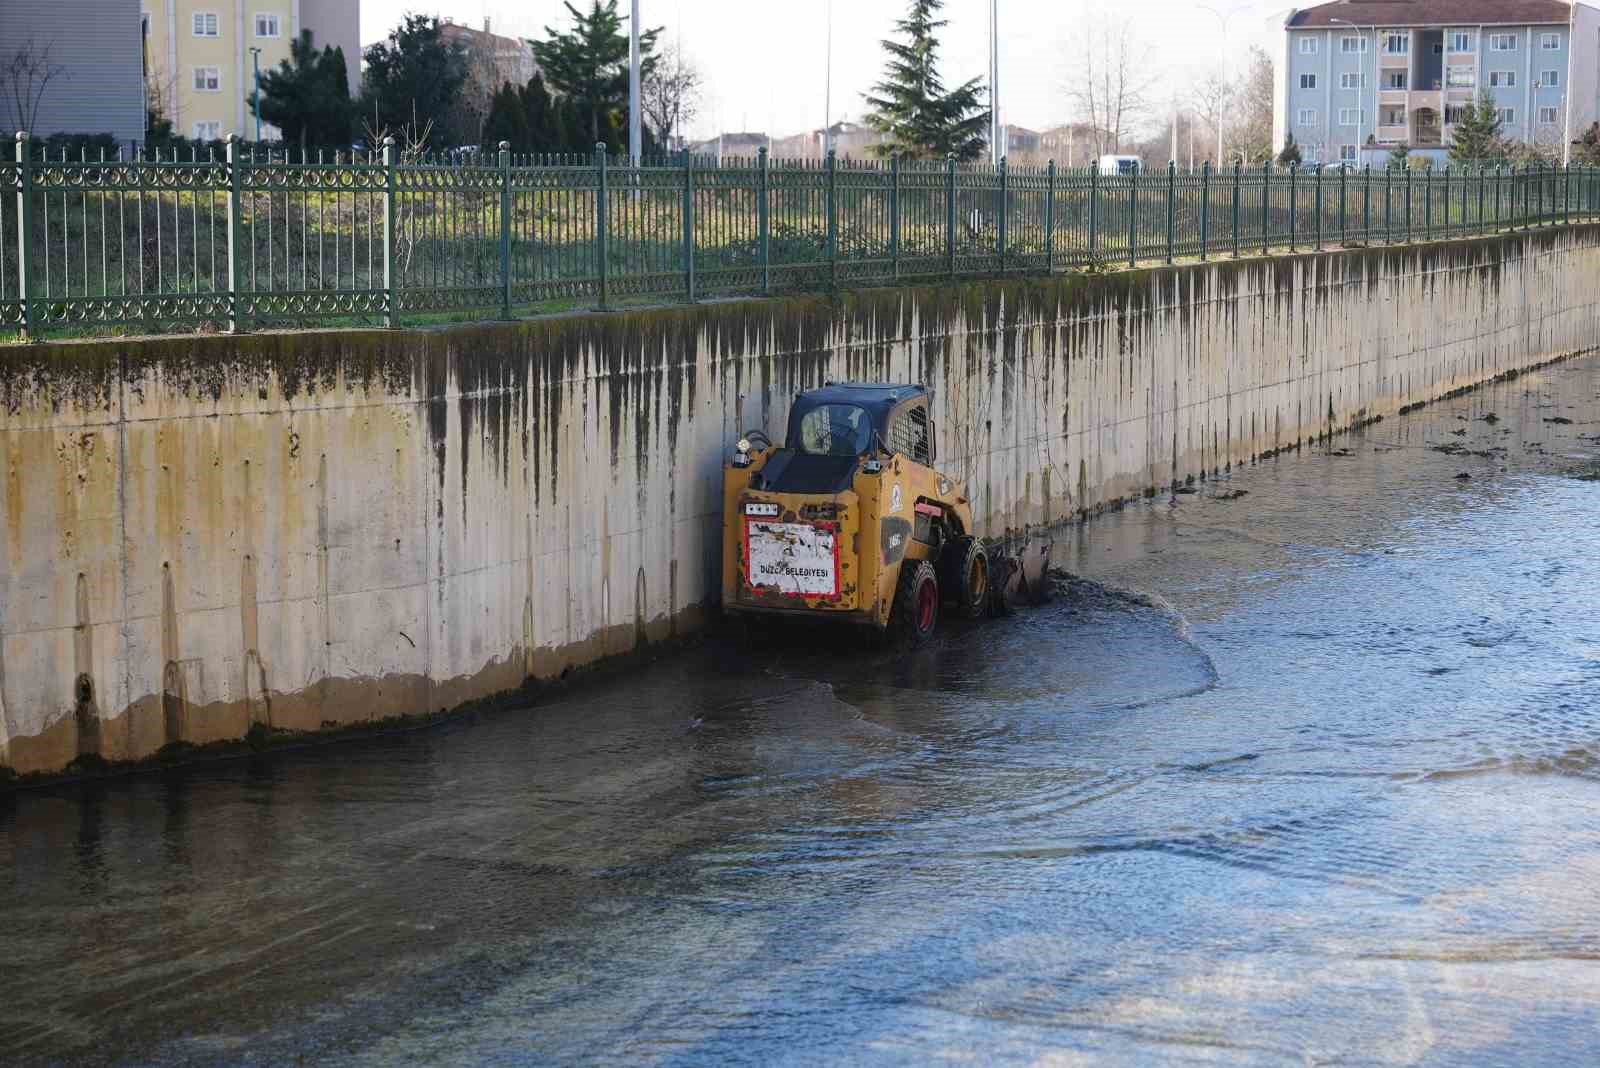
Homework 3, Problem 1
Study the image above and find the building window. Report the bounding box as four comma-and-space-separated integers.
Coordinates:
1386, 71, 1408, 90
192, 11, 219, 37
1498, 107, 1516, 125
1382, 107, 1405, 126
1338, 108, 1364, 127
1445, 105, 1468, 125
1539, 106, 1560, 124
1489, 70, 1516, 88
192, 66, 221, 91
1297, 108, 1318, 126
1340, 145, 1358, 162
1489, 33, 1517, 51
1450, 31, 1474, 52
1341, 36, 1367, 54
192, 121, 222, 140
254, 13, 280, 37
1300, 73, 1317, 89
1446, 67, 1476, 88
1385, 33, 1409, 54
1541, 33, 1561, 50
1541, 69, 1560, 88
1299, 37, 1318, 55
1340, 72, 1365, 90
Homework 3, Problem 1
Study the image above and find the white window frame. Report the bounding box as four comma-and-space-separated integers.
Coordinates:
1340, 72, 1365, 90
1339, 145, 1358, 162
1540, 69, 1560, 88
1497, 107, 1516, 125
1341, 36, 1367, 54
191, 121, 222, 140
1489, 70, 1516, 88
1450, 31, 1473, 53
1385, 71, 1409, 90
1385, 33, 1410, 55
1297, 107, 1318, 127
1446, 67, 1476, 88
1338, 108, 1364, 127
1541, 33, 1561, 50
1538, 106, 1560, 125
253, 12, 280, 38
1299, 37, 1319, 55
192, 66, 221, 92
1490, 33, 1517, 52
1381, 107, 1406, 127
1444, 106, 1469, 126
191, 11, 219, 37
1300, 73, 1318, 89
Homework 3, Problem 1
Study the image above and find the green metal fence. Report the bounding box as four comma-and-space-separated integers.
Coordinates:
5, 131, 1600, 339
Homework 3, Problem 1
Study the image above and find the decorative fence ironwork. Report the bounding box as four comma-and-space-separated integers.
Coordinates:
5, 131, 1600, 339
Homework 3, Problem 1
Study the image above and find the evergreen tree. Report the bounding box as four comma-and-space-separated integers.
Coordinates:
1388, 143, 1412, 168
360, 15, 470, 146
256, 31, 354, 148
1276, 133, 1302, 165
532, 1, 660, 151
482, 83, 532, 151
519, 75, 560, 153
1449, 90, 1506, 167
862, 0, 989, 160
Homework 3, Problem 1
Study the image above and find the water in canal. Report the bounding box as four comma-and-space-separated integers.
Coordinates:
5, 355, 1600, 1065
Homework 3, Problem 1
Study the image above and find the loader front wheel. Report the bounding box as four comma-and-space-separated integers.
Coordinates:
940, 536, 990, 620
890, 561, 940, 648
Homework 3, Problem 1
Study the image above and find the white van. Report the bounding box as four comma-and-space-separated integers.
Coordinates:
1097, 155, 1141, 176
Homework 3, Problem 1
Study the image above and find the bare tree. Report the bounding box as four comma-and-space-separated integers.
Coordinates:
1231, 46, 1276, 165
1191, 70, 1235, 168
4, 39, 67, 135
1066, 13, 1156, 156
641, 42, 701, 152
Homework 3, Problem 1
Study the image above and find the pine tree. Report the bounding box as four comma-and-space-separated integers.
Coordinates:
532, 1, 659, 151
1276, 133, 1302, 165
862, 0, 990, 161
360, 15, 470, 146
256, 30, 354, 147
482, 83, 532, 152
1449, 90, 1506, 167
519, 75, 558, 152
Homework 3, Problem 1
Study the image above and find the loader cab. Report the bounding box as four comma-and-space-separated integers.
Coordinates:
760, 383, 934, 493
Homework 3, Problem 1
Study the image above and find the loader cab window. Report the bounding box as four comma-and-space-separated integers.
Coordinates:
796, 403, 872, 457
887, 403, 933, 464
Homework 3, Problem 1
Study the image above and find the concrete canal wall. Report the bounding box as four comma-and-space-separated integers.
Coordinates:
3, 224, 1598, 777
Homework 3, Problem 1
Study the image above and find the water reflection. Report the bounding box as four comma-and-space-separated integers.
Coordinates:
2, 356, 1599, 1065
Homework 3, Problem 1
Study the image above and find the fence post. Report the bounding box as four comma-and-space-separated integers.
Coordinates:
826, 149, 838, 292
888, 155, 899, 282
1522, 164, 1531, 231
1478, 167, 1486, 233
998, 155, 1009, 272
14, 132, 32, 340
1424, 166, 1433, 241
224, 135, 245, 332
1313, 164, 1322, 251
498, 141, 512, 320
1261, 162, 1270, 256
1231, 161, 1242, 258
683, 151, 696, 301
1199, 161, 1210, 262
946, 154, 957, 280
1566, 163, 1573, 225
1165, 160, 1176, 264
1044, 159, 1055, 272
1384, 167, 1393, 243
1288, 162, 1298, 253
382, 136, 397, 328
759, 146, 772, 293
1088, 163, 1099, 262
1127, 164, 1137, 268
1363, 166, 1372, 243
1339, 164, 1347, 245
594, 144, 609, 309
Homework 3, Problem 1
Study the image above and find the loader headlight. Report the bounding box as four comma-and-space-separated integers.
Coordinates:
863, 459, 883, 474
737, 437, 751, 454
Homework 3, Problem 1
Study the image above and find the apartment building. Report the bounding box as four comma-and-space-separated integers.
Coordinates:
0, 0, 144, 143
142, 0, 359, 142
1276, 0, 1600, 164
438, 17, 539, 89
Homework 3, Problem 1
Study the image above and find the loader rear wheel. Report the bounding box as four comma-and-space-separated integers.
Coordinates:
889, 561, 940, 648
940, 536, 989, 620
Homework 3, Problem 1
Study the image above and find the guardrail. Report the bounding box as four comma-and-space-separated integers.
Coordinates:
4, 131, 1598, 339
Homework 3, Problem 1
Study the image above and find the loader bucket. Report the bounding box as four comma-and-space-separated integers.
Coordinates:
988, 531, 1054, 615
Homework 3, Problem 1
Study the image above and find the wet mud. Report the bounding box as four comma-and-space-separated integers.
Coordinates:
3, 356, 1600, 1065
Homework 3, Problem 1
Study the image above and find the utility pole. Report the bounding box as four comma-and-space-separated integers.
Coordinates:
629, 0, 641, 164
990, 0, 1000, 165
823, 0, 834, 155
248, 47, 262, 143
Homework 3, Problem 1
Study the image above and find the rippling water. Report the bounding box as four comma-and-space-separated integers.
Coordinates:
4, 356, 1600, 1065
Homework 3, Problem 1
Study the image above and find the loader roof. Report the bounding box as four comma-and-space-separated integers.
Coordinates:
797, 382, 931, 426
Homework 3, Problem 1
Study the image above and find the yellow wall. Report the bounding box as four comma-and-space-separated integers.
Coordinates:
143, 0, 301, 140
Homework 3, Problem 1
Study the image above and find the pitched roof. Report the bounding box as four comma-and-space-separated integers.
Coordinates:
1287, 1, 1572, 28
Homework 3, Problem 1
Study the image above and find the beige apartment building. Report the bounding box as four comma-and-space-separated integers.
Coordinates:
141, 0, 358, 141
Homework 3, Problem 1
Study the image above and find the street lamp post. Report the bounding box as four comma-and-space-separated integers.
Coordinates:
1197, 3, 1254, 168
248, 46, 261, 143
990, 0, 1000, 165
1329, 18, 1373, 167
628, 0, 640, 164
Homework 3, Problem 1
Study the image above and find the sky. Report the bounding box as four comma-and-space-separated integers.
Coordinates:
359, 0, 1295, 142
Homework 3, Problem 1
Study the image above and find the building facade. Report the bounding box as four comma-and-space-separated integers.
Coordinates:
1276, 0, 1600, 164
0, 0, 145, 144
438, 18, 539, 90
141, 0, 359, 142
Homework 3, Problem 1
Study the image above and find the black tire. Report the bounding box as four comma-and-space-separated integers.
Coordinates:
940, 535, 990, 620
888, 560, 940, 648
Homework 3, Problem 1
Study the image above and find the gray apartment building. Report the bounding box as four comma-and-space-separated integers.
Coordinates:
1275, 0, 1600, 165
0, 0, 145, 145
